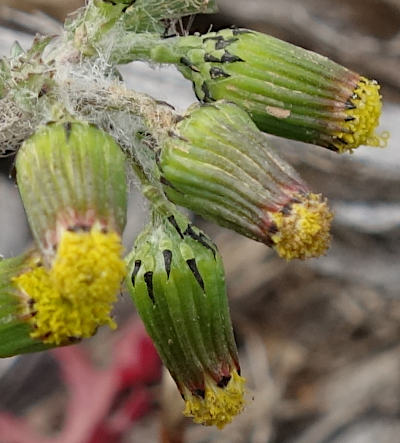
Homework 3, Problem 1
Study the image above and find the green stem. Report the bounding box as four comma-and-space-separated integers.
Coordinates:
90, 86, 179, 216
129, 151, 177, 219
71, 0, 216, 58
105, 32, 200, 65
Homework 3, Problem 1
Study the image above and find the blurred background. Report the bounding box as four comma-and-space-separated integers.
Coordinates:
1, 1, 400, 442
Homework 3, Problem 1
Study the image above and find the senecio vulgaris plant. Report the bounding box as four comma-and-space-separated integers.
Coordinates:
0, 0, 388, 429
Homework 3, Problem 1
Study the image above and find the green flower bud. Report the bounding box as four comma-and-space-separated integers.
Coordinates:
15, 122, 127, 345
174, 28, 387, 153
126, 211, 245, 428
159, 101, 332, 260
16, 122, 127, 257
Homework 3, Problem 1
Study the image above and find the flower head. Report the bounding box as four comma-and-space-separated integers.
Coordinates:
13, 230, 125, 345
331, 77, 384, 151
183, 371, 245, 429
174, 29, 388, 152
126, 210, 245, 428
14, 122, 128, 345
270, 193, 332, 260
159, 101, 332, 259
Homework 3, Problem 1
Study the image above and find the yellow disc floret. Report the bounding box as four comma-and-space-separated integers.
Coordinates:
13, 228, 126, 345
333, 77, 388, 152
271, 193, 333, 260
183, 370, 246, 429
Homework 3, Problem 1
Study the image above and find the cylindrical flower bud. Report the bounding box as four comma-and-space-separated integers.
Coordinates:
0, 253, 74, 357
126, 211, 245, 428
159, 101, 332, 260
172, 28, 387, 153
15, 122, 127, 345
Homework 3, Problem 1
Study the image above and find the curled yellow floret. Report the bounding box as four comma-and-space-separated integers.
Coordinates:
13, 229, 126, 345
271, 193, 333, 260
333, 77, 388, 152
183, 370, 246, 429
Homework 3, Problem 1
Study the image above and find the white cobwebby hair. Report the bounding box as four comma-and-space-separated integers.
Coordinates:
1, 26, 177, 197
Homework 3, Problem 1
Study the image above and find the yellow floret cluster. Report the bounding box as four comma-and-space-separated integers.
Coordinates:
333, 76, 389, 152
271, 193, 333, 260
13, 229, 126, 345
183, 370, 246, 429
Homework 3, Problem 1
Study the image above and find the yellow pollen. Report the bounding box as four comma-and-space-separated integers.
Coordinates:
183, 370, 246, 429
271, 193, 333, 260
333, 76, 389, 152
13, 229, 126, 345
